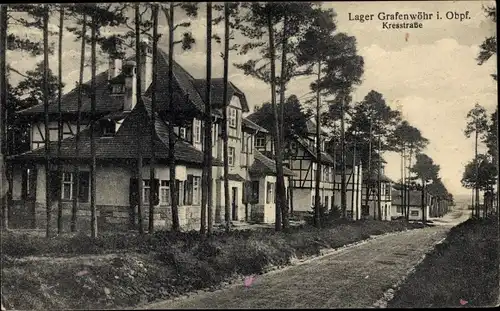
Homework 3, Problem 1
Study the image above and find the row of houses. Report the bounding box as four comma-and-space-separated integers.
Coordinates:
4, 44, 444, 232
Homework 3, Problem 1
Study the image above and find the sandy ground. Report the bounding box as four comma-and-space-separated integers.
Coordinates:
144, 207, 470, 309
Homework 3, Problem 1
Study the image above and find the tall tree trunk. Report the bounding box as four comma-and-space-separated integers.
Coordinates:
165, 4, 179, 231
149, 4, 159, 233
201, 2, 212, 235
314, 62, 321, 227
266, 5, 285, 232
403, 146, 407, 220
57, 6, 64, 234
0, 5, 8, 230
351, 141, 356, 219
222, 2, 231, 233
135, 4, 144, 234
43, 4, 52, 238
421, 179, 425, 224
90, 10, 98, 238
340, 95, 347, 219
377, 134, 382, 220
355, 150, 361, 220
471, 187, 475, 217
72, 13, 86, 233
474, 128, 479, 218
364, 120, 372, 209
400, 147, 404, 219
406, 148, 413, 219
278, 12, 289, 231
332, 127, 336, 210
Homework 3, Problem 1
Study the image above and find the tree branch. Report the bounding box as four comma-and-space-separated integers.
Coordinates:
7, 65, 30, 79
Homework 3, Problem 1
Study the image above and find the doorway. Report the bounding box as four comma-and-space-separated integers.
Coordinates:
231, 187, 238, 221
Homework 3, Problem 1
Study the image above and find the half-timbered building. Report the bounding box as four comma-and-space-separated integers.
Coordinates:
6, 42, 293, 231
391, 189, 431, 221
247, 116, 363, 219
361, 169, 393, 221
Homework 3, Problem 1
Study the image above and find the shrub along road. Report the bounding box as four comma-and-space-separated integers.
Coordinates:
145, 210, 470, 309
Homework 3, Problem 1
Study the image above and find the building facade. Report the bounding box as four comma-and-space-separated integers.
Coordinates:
6, 44, 291, 232
361, 170, 393, 221
391, 189, 431, 221
247, 116, 363, 219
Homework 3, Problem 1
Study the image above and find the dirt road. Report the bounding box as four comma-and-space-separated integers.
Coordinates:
145, 208, 470, 309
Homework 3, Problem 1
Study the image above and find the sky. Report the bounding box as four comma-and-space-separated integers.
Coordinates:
6, 1, 498, 197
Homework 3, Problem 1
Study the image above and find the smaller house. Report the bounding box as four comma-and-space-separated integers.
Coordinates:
361, 170, 393, 221
391, 190, 431, 221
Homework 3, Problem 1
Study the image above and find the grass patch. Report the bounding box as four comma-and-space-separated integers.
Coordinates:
388, 217, 499, 308
2, 219, 424, 310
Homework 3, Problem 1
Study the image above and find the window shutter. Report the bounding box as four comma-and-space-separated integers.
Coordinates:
21, 169, 28, 200
129, 178, 139, 206
28, 168, 38, 200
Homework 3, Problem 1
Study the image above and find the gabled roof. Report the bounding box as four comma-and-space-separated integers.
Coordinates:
10, 99, 222, 166
249, 149, 295, 177
306, 119, 328, 136
192, 78, 249, 112
392, 190, 431, 206
242, 117, 268, 133
363, 171, 393, 183
16, 48, 243, 120
144, 49, 206, 114
331, 148, 362, 167
295, 137, 335, 165
17, 69, 124, 116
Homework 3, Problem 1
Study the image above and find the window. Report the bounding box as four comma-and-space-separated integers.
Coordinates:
266, 182, 274, 204
101, 120, 116, 136
385, 183, 391, 197
325, 196, 329, 208
331, 196, 334, 209
255, 137, 265, 148
396, 206, 402, 213
111, 84, 124, 94
182, 175, 201, 205
143, 179, 151, 204
62, 172, 73, 200
229, 107, 237, 128
228, 147, 235, 166
51, 171, 89, 202
160, 180, 170, 205
179, 127, 186, 139
410, 210, 419, 216
311, 195, 315, 207
193, 119, 201, 144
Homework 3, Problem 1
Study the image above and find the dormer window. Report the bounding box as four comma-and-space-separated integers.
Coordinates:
111, 84, 124, 94
100, 119, 116, 137
179, 127, 186, 140
109, 73, 126, 96
255, 136, 265, 148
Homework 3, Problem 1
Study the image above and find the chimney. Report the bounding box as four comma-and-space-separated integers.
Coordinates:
108, 58, 122, 80
139, 38, 153, 94
123, 60, 137, 111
